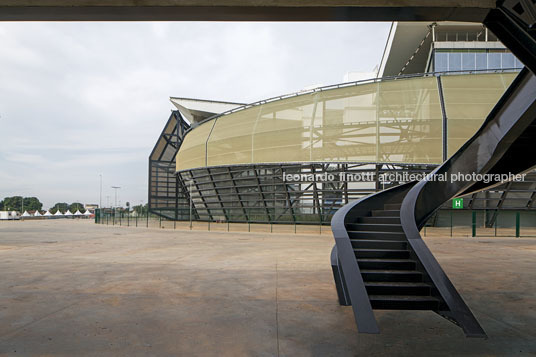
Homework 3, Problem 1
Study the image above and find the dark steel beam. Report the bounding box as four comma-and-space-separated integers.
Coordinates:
178, 172, 199, 220
253, 166, 271, 223
0, 2, 493, 22
486, 181, 513, 227
207, 167, 229, 221
227, 166, 249, 221
484, 7, 536, 74
190, 173, 214, 221
437, 76, 449, 162
162, 159, 534, 223
468, 192, 479, 209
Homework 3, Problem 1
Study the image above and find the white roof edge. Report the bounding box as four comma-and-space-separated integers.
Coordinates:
169, 97, 244, 106
170, 97, 246, 123
378, 22, 397, 78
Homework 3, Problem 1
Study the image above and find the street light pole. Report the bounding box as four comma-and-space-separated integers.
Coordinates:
189, 180, 193, 229
99, 174, 102, 209
111, 186, 121, 208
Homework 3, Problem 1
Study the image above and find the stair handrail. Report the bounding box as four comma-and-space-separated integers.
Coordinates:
331, 182, 414, 334
400, 68, 536, 337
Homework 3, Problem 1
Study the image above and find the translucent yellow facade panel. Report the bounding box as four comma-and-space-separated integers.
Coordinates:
252, 95, 316, 164
442, 72, 517, 158
312, 84, 378, 162
175, 120, 214, 172
378, 77, 443, 164
175, 72, 517, 171
207, 106, 261, 167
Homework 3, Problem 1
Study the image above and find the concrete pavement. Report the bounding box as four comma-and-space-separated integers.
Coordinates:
0, 220, 535, 356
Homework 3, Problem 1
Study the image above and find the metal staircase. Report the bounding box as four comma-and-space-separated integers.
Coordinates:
331, 68, 536, 338
350, 201, 443, 312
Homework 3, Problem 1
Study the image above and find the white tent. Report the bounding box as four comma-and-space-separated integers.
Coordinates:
64, 210, 73, 216
54, 210, 63, 216
34, 210, 42, 217
44, 210, 53, 217
74, 210, 82, 216
21, 211, 31, 217
84, 210, 92, 216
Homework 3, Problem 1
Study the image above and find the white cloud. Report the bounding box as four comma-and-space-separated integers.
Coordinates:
0, 21, 390, 209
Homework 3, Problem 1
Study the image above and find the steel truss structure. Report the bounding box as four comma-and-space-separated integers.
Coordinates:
149, 111, 192, 220
149, 110, 536, 224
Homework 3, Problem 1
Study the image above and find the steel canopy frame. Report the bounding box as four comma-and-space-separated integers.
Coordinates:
148, 110, 197, 221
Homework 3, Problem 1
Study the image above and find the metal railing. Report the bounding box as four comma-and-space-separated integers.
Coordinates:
95, 208, 535, 238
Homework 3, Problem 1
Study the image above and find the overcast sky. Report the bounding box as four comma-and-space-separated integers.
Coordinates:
0, 21, 390, 209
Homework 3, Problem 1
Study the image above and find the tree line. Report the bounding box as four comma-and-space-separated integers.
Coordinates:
0, 196, 85, 214
48, 202, 86, 214
0, 196, 43, 212
1, 196, 149, 214
110, 203, 148, 215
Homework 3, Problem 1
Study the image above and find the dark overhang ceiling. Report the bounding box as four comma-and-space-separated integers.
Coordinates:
0, 1, 495, 22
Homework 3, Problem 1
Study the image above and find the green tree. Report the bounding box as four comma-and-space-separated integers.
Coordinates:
0, 200, 3, 210
133, 204, 148, 215
23, 197, 43, 211
69, 202, 84, 213
1, 196, 43, 212
50, 202, 69, 214
2, 196, 23, 211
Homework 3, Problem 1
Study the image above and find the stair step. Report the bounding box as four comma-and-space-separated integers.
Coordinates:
365, 281, 432, 296
369, 295, 440, 310
371, 210, 400, 217
348, 231, 406, 241
384, 203, 402, 210
354, 249, 410, 259
346, 223, 403, 232
361, 269, 423, 282
356, 217, 400, 224
357, 258, 416, 270
351, 239, 407, 250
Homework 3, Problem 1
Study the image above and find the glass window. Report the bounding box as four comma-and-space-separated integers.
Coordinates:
432, 49, 520, 72
475, 52, 487, 70
434, 52, 448, 72
502, 53, 515, 68
488, 51, 502, 69
448, 52, 462, 71
462, 52, 476, 71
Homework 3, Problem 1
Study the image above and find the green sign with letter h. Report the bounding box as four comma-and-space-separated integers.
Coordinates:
452, 198, 463, 209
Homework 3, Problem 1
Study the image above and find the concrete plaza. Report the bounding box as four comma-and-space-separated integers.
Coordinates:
0, 220, 535, 356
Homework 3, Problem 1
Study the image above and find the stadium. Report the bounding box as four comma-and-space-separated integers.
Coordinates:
149, 22, 535, 228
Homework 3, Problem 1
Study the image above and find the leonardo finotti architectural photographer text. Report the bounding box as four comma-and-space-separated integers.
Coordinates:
283, 171, 526, 184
